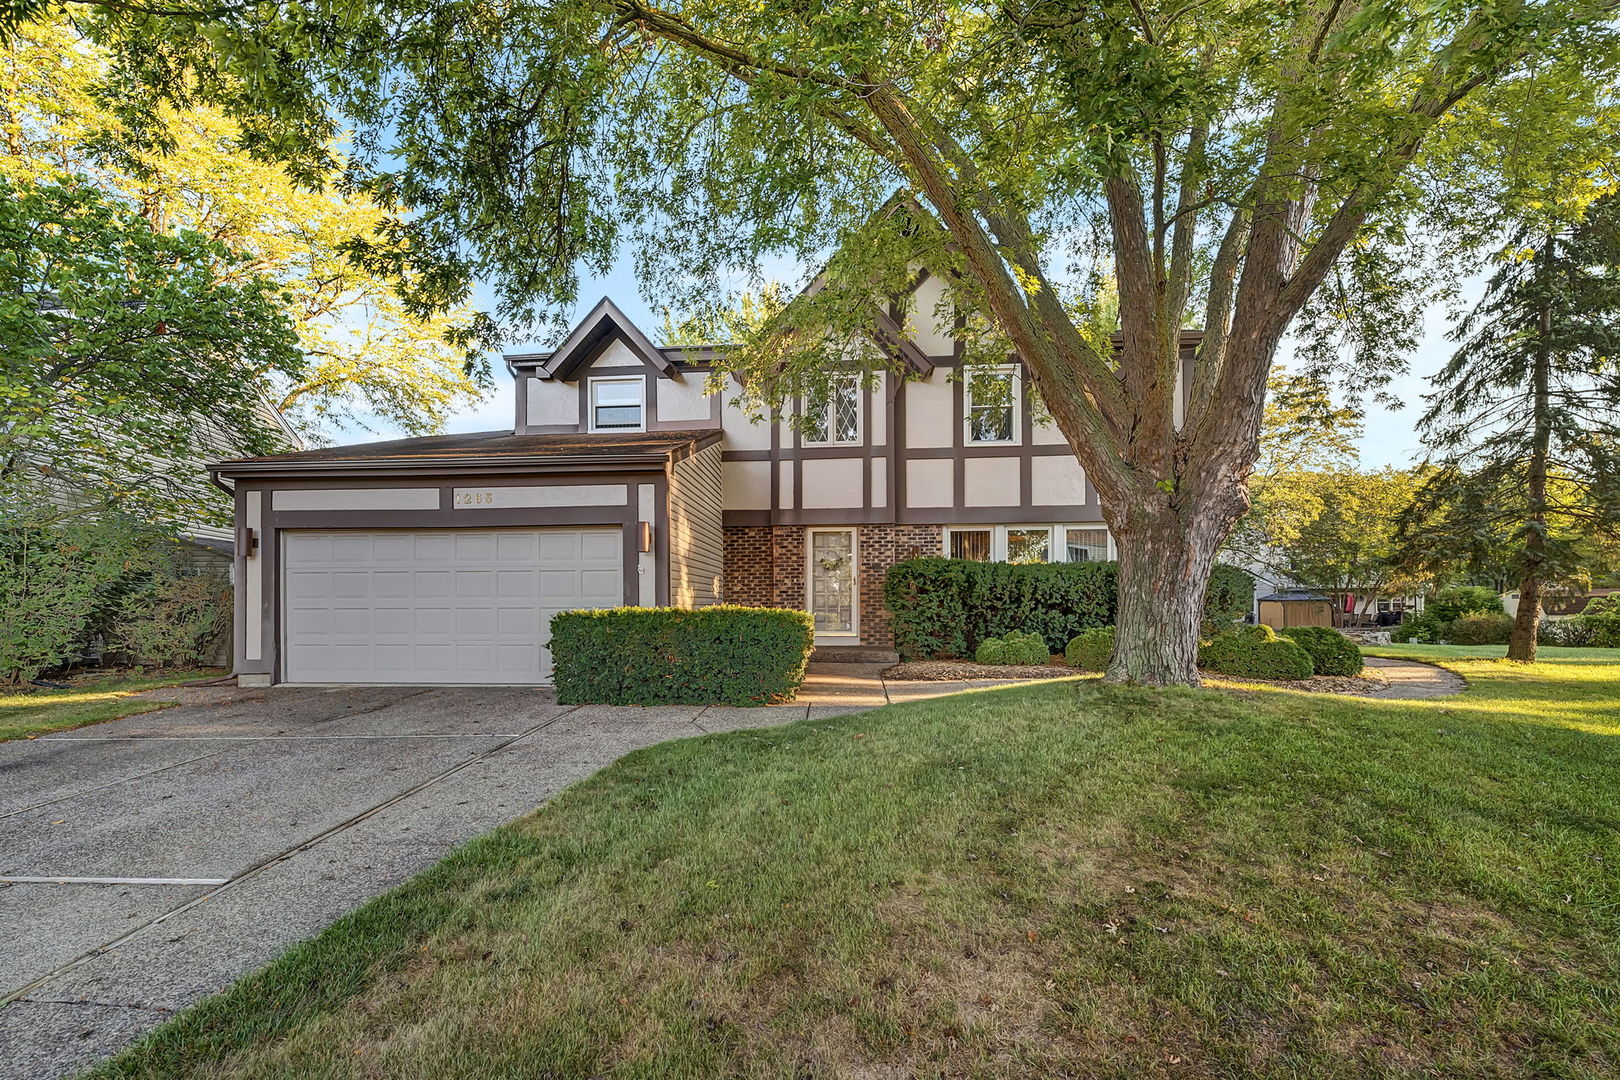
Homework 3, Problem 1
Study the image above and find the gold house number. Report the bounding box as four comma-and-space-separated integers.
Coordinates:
454, 490, 496, 507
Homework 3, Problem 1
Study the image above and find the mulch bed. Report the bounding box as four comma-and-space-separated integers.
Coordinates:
1207, 669, 1392, 695
884, 659, 1393, 696
884, 659, 1077, 681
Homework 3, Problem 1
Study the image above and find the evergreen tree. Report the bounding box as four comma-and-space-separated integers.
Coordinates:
1401, 196, 1620, 660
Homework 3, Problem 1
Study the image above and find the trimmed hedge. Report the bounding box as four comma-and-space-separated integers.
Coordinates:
974, 631, 1051, 666
1065, 627, 1114, 671
883, 558, 1255, 659
1199, 625, 1314, 681
1278, 626, 1364, 676
550, 606, 813, 706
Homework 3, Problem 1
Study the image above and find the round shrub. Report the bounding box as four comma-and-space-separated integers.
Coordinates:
1278, 626, 1364, 676
1065, 627, 1114, 671
1441, 612, 1515, 645
1571, 596, 1620, 648
1199, 625, 1314, 681
974, 630, 1050, 666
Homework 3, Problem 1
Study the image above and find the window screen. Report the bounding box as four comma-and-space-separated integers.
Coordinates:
949, 529, 991, 561
1064, 527, 1109, 562
592, 379, 642, 430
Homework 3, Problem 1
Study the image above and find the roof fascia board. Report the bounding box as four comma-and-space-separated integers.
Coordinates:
522, 297, 677, 382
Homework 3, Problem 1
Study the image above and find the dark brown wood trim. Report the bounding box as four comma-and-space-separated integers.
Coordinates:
265, 506, 639, 529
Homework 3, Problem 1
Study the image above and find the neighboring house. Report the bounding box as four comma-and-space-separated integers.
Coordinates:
1250, 581, 1425, 629
184, 402, 305, 579
1503, 586, 1619, 620
211, 278, 1198, 687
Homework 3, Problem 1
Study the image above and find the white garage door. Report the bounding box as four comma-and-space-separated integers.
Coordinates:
281, 528, 623, 684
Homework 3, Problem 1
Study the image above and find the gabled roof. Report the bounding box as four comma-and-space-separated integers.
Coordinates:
506, 297, 678, 381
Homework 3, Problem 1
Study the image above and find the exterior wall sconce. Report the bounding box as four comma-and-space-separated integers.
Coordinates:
244, 527, 260, 557
639, 521, 653, 553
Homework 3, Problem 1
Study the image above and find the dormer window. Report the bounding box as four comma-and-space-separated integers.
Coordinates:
965, 366, 1018, 444
804, 374, 860, 445
589, 376, 644, 432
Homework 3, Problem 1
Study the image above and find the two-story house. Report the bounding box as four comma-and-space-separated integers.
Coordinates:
211, 275, 1191, 686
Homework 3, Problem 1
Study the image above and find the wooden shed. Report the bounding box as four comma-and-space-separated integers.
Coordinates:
1257, 590, 1336, 630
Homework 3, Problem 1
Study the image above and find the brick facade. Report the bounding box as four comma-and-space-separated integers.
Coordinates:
722, 524, 942, 647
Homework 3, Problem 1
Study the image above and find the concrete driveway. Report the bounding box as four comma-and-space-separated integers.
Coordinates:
0, 682, 885, 1080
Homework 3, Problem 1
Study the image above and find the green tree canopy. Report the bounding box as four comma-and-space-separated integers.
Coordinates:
0, 14, 489, 444
20, 0, 1618, 684
1398, 194, 1620, 659
0, 177, 304, 525
1227, 465, 1422, 610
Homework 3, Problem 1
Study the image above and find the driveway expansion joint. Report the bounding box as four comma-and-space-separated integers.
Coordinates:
2, 703, 580, 1010
17, 997, 174, 1014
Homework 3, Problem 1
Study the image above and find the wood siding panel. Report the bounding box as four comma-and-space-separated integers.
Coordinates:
668, 442, 725, 607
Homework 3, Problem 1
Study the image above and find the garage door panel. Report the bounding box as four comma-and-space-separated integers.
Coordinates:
413, 535, 454, 560
282, 528, 623, 685
373, 644, 412, 672
454, 570, 494, 597
372, 571, 413, 598
495, 607, 537, 635
537, 532, 581, 560
373, 611, 412, 639
496, 532, 538, 559
413, 607, 452, 635
285, 571, 329, 600
413, 570, 452, 598
496, 569, 536, 597
582, 569, 622, 599
330, 536, 374, 563
330, 608, 373, 636
455, 608, 495, 635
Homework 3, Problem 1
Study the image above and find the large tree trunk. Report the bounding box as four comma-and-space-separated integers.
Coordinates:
1508, 251, 1555, 663
1508, 574, 1542, 661
1104, 491, 1240, 686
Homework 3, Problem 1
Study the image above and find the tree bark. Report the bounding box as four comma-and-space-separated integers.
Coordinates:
1104, 486, 1244, 686
1508, 251, 1555, 662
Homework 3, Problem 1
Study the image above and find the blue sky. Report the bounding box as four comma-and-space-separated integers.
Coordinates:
431, 254, 1456, 471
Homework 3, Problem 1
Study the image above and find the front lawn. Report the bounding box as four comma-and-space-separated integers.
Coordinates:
95, 653, 1620, 1078
0, 669, 219, 742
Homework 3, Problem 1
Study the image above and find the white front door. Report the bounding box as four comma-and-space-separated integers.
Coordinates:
281, 527, 622, 684
807, 528, 858, 643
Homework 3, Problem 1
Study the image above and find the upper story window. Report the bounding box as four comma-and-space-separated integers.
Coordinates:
589, 376, 644, 432
965, 366, 1018, 444
804, 374, 860, 445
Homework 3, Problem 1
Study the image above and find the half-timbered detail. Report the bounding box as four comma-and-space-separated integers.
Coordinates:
212, 272, 1197, 682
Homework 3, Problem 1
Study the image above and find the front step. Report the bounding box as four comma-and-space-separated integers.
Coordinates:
812, 645, 900, 664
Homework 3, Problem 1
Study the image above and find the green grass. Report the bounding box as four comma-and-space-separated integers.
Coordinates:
92, 655, 1620, 1079
0, 670, 219, 742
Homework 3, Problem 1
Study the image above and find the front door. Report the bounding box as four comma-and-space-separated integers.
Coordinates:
807, 528, 858, 643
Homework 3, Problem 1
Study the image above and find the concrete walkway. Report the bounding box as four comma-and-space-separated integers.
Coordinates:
0, 666, 1045, 1080
1361, 656, 1469, 699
